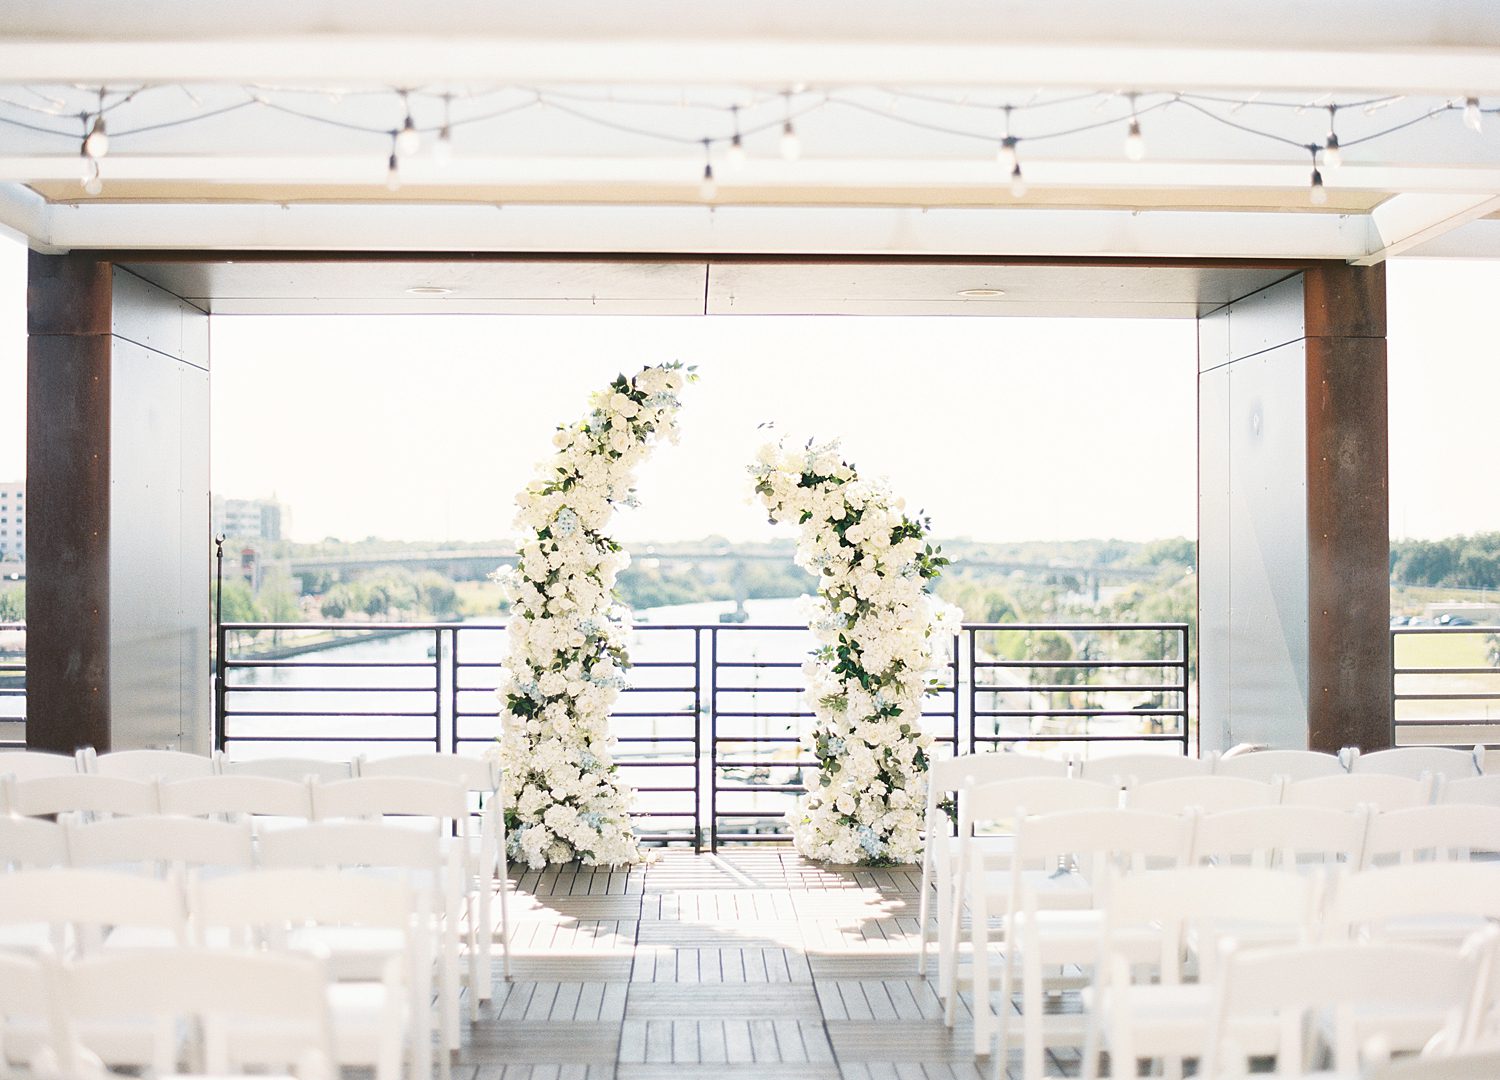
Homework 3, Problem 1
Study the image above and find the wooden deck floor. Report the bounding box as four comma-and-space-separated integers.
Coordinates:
459, 850, 1067, 1080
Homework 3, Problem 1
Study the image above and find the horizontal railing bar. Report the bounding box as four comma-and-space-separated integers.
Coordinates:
713, 711, 814, 719
972, 622, 1187, 632
226, 686, 435, 694
1391, 626, 1499, 635
216, 735, 437, 743
226, 660, 437, 670
974, 659, 1184, 669
1391, 717, 1500, 726
714, 784, 808, 793
974, 733, 1186, 742
1394, 667, 1500, 676
1391, 693, 1500, 702
975, 683, 1185, 694
975, 709, 1187, 718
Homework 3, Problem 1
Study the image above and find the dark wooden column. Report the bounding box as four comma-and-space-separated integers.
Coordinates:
26, 252, 114, 754
1304, 263, 1390, 753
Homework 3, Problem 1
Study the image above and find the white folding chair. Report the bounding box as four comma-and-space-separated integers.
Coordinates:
1202, 942, 1484, 1079
1362, 804, 1500, 867
259, 821, 463, 1061
1213, 749, 1345, 783
1081, 866, 1318, 1080
941, 776, 1116, 1014
193, 868, 433, 1080
1190, 804, 1369, 870
1442, 775, 1500, 808
0, 867, 185, 957
1328, 863, 1500, 948
1126, 775, 1281, 815
1366, 1051, 1500, 1080
66, 815, 255, 876
1075, 752, 1211, 787
82, 746, 215, 782
159, 773, 314, 820
2, 773, 159, 818
355, 753, 511, 985
0, 950, 66, 1076
313, 776, 488, 1018
216, 753, 353, 782
58, 948, 336, 1079
1284, 773, 1431, 812
0, 816, 69, 869
967, 806, 1192, 1079
1349, 746, 1482, 782
917, 752, 1068, 984
0, 749, 81, 780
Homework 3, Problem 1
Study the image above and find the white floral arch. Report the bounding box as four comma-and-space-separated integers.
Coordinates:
493, 362, 690, 869
751, 440, 958, 865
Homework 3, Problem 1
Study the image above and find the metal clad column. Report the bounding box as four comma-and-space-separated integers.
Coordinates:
1304, 263, 1390, 753
1197, 264, 1391, 755
25, 253, 114, 753
25, 256, 211, 754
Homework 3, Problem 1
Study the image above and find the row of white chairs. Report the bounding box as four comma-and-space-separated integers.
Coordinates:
0, 745, 486, 784
0, 852, 460, 1080
951, 800, 1500, 1079
0, 776, 511, 1049
1065, 745, 1486, 785
919, 759, 1500, 995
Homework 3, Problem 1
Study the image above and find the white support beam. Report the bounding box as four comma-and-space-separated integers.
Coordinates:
27, 201, 1370, 260
1353, 192, 1500, 265
6, 38, 1500, 95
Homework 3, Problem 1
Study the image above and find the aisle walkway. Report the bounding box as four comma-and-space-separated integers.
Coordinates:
460, 851, 1044, 1080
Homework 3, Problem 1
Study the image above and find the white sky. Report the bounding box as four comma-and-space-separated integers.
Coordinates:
0, 231, 1492, 544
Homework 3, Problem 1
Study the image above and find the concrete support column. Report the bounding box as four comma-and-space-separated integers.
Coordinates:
25, 254, 210, 755
1197, 264, 1390, 755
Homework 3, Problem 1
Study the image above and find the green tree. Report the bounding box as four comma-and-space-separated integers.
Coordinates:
217, 579, 262, 623
0, 583, 23, 622
415, 571, 459, 619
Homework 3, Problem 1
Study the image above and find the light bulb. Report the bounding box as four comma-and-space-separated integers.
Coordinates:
780, 120, 801, 161
1123, 118, 1146, 161
997, 137, 1017, 171
726, 134, 746, 172
83, 115, 108, 159
1464, 97, 1483, 133
385, 153, 401, 191
699, 163, 717, 201
1309, 167, 1328, 205
1323, 133, 1342, 169
433, 126, 453, 164
1009, 163, 1027, 198
395, 116, 420, 157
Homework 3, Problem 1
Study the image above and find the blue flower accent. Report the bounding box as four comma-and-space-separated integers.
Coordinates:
554, 507, 580, 538
855, 825, 885, 858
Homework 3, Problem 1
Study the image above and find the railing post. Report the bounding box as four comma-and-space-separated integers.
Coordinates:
708, 627, 719, 854
213, 620, 227, 753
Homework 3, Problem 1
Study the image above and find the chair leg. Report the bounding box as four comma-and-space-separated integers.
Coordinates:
971, 910, 993, 1056
1082, 1002, 1102, 1080
497, 845, 513, 982
1022, 933, 1044, 1080
917, 844, 933, 978
466, 892, 482, 1022
476, 871, 494, 1001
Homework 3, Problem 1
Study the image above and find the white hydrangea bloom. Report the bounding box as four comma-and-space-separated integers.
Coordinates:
491, 362, 692, 869
750, 439, 956, 866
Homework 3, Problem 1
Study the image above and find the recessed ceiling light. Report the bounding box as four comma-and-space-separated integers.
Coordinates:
957, 288, 1006, 298
405, 286, 453, 297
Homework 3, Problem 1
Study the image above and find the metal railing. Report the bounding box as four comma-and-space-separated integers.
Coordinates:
0, 621, 23, 749
1391, 624, 1500, 746
216, 619, 1190, 849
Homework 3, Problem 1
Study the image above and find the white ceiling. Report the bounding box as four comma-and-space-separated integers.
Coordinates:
3, 1, 1500, 262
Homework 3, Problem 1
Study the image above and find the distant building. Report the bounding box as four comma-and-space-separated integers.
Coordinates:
0, 482, 23, 563
213, 495, 285, 541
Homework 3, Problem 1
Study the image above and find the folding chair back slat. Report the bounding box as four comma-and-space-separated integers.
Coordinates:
6, 774, 159, 817
1127, 775, 1280, 815
0, 750, 80, 781
159, 773, 313, 818
0, 817, 68, 869
1351, 745, 1481, 781
84, 747, 215, 782
1284, 772, 1431, 812
1213, 749, 1345, 782
66, 815, 254, 872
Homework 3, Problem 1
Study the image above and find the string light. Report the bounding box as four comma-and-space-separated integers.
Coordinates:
433, 93, 453, 164
82, 90, 108, 159
1323, 106, 1342, 168
725, 106, 746, 172
698, 140, 717, 200
394, 91, 420, 157
1308, 146, 1327, 204
1464, 96, 1483, 133
1123, 94, 1146, 160
780, 92, 801, 161
996, 106, 1018, 170
1009, 162, 1027, 198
